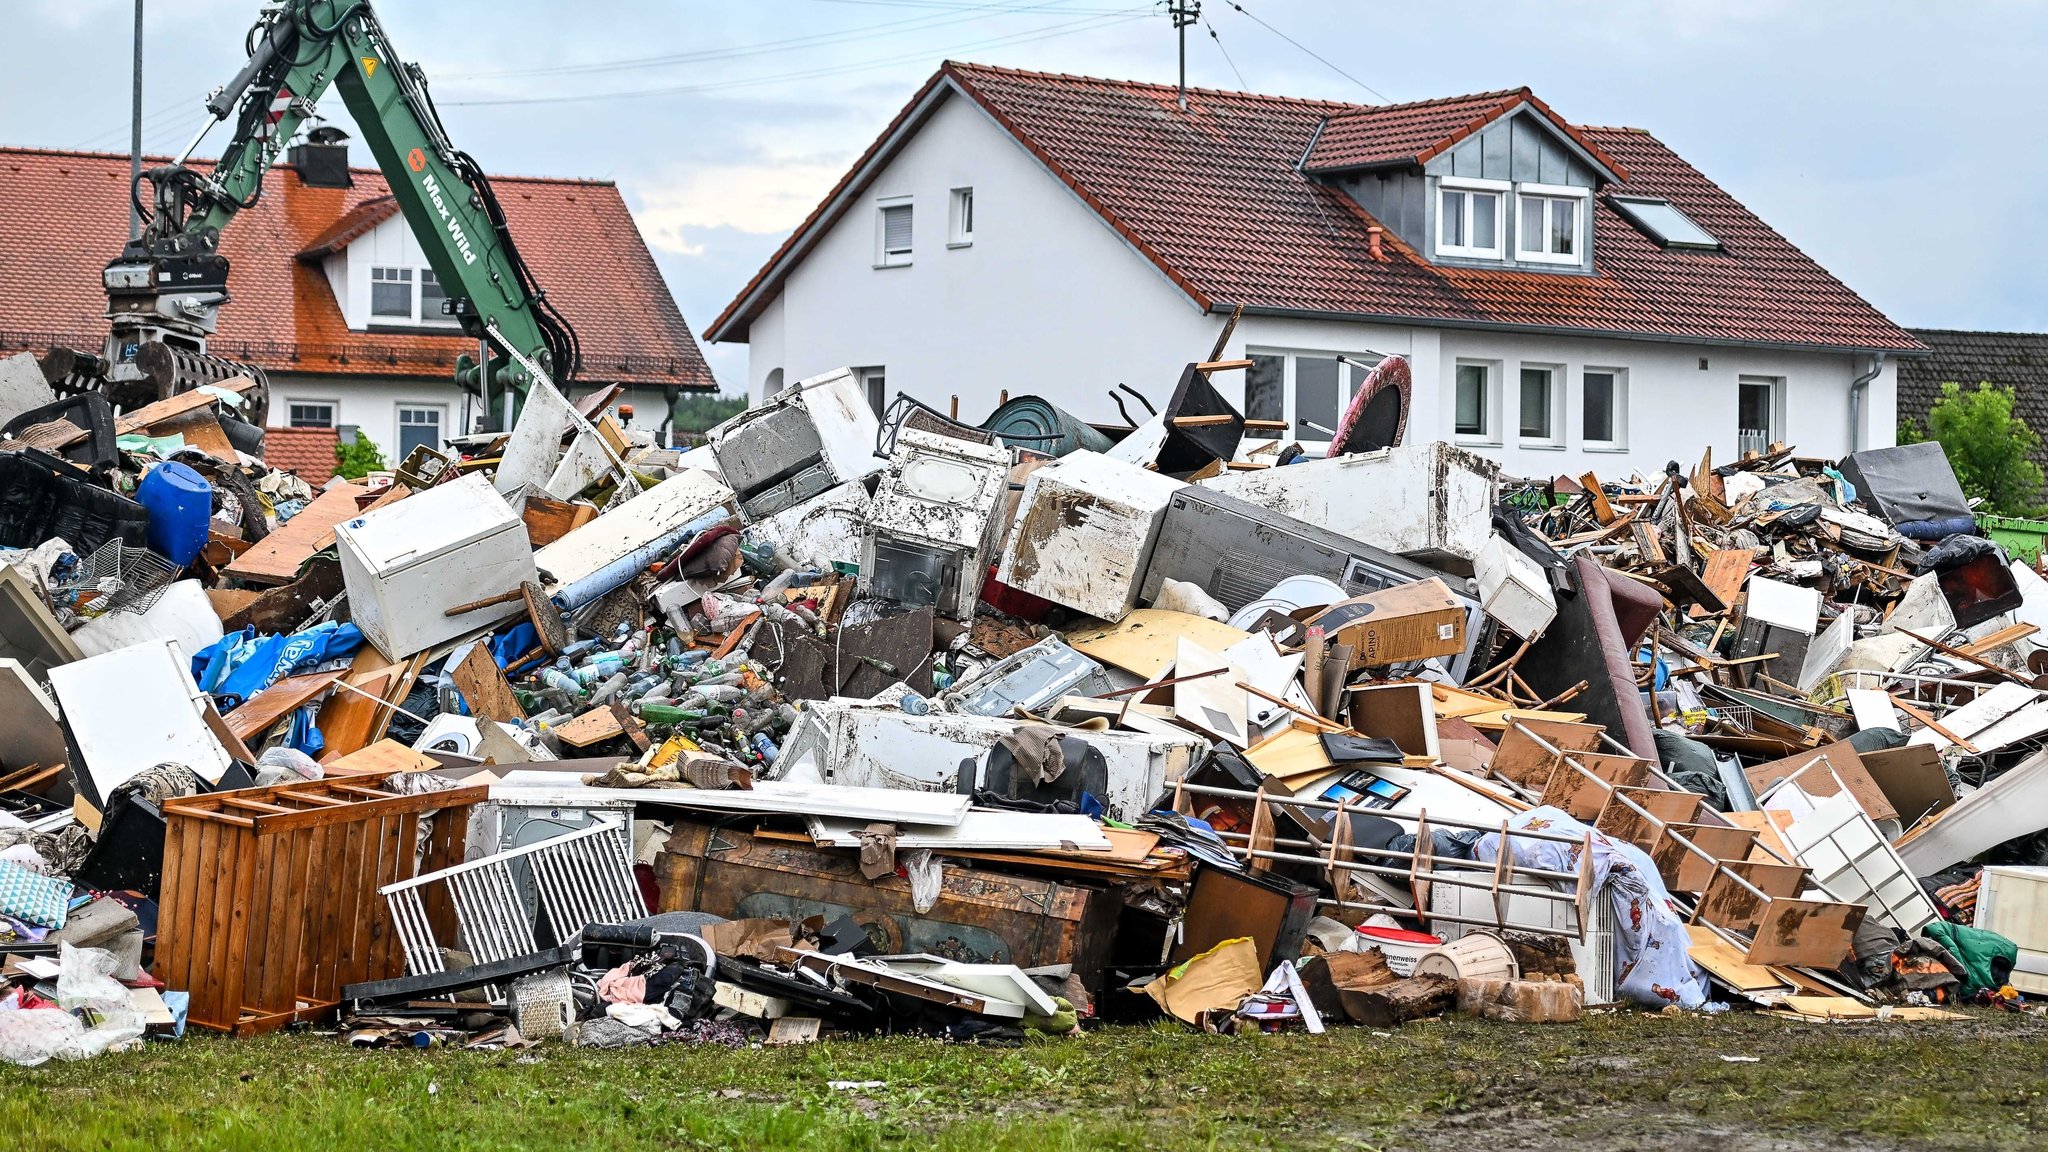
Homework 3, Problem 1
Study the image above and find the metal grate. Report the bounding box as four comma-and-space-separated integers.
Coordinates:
49, 539, 178, 619
382, 820, 640, 977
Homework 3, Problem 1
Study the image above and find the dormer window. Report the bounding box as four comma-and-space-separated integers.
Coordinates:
1515, 184, 1587, 264
1437, 178, 1507, 259
368, 265, 457, 327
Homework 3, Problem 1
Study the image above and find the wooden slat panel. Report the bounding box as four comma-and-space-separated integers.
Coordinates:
223, 483, 369, 586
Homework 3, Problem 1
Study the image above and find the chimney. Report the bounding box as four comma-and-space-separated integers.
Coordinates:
1367, 226, 1386, 263
289, 125, 353, 189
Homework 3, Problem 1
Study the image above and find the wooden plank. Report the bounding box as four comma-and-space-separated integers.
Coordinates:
1540, 751, 1652, 820
521, 492, 589, 549
114, 375, 259, 434
224, 670, 344, 744
451, 644, 525, 724
224, 482, 369, 586
554, 706, 625, 748
312, 484, 407, 552
1686, 924, 1792, 994
1652, 822, 1759, 894
325, 739, 438, 777
1580, 472, 1617, 524
1744, 898, 1863, 968
1593, 786, 1701, 849
315, 649, 400, 760
1490, 719, 1604, 787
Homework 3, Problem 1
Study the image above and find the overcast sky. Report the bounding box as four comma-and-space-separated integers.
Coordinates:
8, 1, 2046, 390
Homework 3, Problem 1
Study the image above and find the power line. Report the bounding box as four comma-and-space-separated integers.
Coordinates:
1221, 1, 1388, 102
440, 9, 1151, 108
1201, 12, 1247, 91
445, 0, 1112, 83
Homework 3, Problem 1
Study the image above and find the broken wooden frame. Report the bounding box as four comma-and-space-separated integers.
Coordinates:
155, 772, 487, 1035
1501, 720, 1866, 968
1167, 780, 1595, 941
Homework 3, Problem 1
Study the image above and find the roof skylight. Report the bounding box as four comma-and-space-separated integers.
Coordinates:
1610, 196, 1720, 249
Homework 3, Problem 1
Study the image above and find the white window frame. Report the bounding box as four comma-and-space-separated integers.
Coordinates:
369, 265, 414, 319
1437, 176, 1509, 260
1581, 367, 1628, 451
394, 402, 447, 459
285, 399, 339, 430
1243, 348, 1382, 454
948, 187, 975, 248
854, 366, 888, 416
1517, 362, 1564, 448
875, 196, 913, 268
416, 268, 459, 327
1514, 182, 1590, 265
1451, 358, 1503, 447
1737, 375, 1785, 457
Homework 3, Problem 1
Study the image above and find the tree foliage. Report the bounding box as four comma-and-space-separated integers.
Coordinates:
334, 432, 388, 481
1898, 382, 2045, 517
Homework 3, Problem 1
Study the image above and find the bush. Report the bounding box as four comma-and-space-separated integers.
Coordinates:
335, 432, 388, 481
1899, 381, 2046, 517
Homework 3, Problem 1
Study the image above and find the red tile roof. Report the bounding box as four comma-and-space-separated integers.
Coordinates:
711, 63, 1920, 356
1302, 87, 1625, 178
261, 426, 339, 486
297, 195, 400, 259
0, 147, 716, 388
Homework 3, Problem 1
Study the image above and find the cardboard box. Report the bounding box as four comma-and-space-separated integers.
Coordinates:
1860, 744, 1957, 828
1305, 578, 1467, 667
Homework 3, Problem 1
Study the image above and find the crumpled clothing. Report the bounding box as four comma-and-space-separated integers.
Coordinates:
0, 824, 91, 878
1477, 806, 1707, 1010
605, 1002, 679, 1032
109, 762, 203, 812
596, 964, 648, 1005
999, 724, 1068, 785
191, 621, 364, 710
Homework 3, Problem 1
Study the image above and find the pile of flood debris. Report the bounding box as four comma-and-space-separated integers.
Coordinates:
1, 348, 2044, 1064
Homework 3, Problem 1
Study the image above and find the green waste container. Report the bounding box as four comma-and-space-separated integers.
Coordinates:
1981, 515, 2048, 564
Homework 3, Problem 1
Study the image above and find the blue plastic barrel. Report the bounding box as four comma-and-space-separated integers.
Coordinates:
137, 461, 212, 565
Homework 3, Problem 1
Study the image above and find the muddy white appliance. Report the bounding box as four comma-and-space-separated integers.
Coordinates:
1201, 441, 1500, 574
775, 699, 1204, 823
334, 473, 537, 660
995, 450, 1187, 622
859, 429, 1011, 620
707, 367, 882, 522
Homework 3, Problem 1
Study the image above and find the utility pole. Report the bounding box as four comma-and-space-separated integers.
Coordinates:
1168, 0, 1200, 110
129, 0, 144, 241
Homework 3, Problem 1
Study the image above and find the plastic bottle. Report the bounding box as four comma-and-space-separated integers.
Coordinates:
540, 668, 582, 699
899, 692, 931, 716
751, 733, 780, 763
588, 672, 628, 706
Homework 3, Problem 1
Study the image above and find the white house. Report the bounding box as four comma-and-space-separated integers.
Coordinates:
707, 64, 1923, 475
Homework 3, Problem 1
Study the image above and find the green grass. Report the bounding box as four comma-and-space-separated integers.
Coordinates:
4, 1012, 2047, 1150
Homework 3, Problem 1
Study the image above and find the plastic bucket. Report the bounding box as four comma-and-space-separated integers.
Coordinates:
1412, 931, 1520, 982
1350, 924, 1443, 977
136, 461, 211, 566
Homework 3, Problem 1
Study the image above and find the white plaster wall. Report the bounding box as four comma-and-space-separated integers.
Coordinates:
1429, 330, 1892, 478
742, 91, 1216, 424
268, 374, 465, 461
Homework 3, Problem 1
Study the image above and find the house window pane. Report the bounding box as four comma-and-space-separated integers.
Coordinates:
1584, 371, 1615, 443
1520, 367, 1552, 438
856, 367, 887, 415
1520, 196, 1543, 252
881, 204, 912, 258
1552, 201, 1576, 255
419, 269, 448, 320
371, 266, 412, 317
1296, 356, 1340, 441
1455, 364, 1488, 437
397, 406, 441, 457
287, 402, 334, 429
1471, 193, 1497, 248
1246, 354, 1284, 424
1441, 189, 1465, 248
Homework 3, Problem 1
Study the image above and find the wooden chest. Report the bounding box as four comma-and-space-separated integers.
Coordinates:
654, 820, 1120, 990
